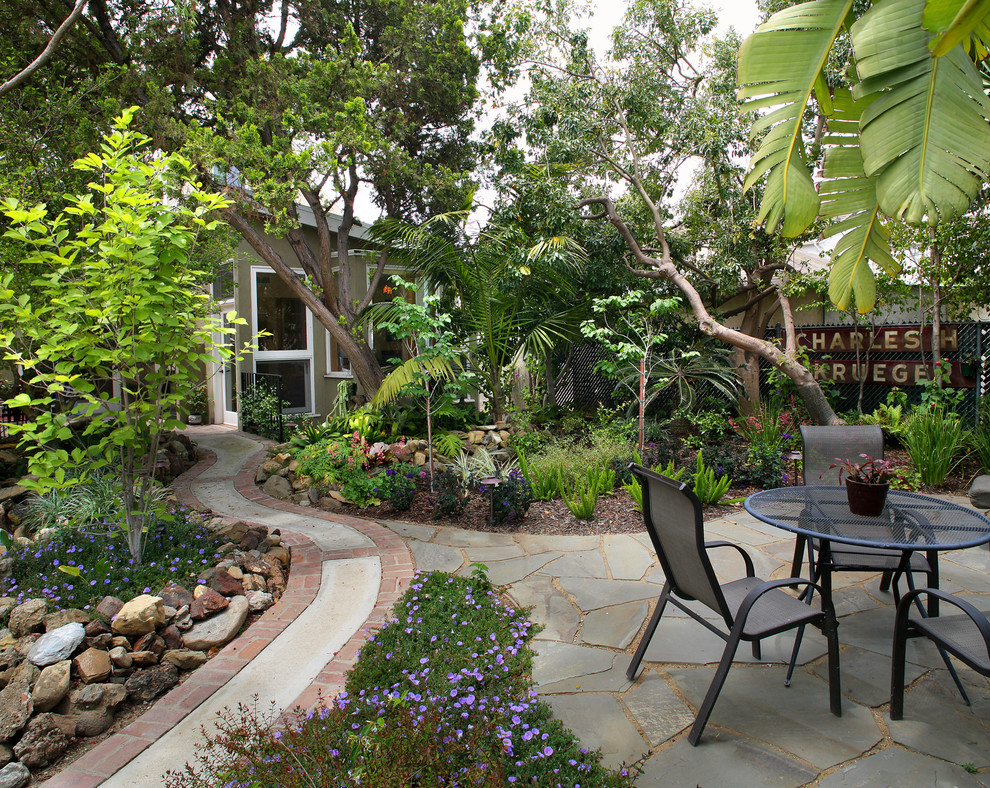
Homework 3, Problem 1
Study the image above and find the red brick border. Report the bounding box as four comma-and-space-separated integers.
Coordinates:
42, 431, 414, 786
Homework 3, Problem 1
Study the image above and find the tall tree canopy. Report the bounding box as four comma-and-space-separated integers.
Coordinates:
738, 0, 990, 311
1, 0, 505, 395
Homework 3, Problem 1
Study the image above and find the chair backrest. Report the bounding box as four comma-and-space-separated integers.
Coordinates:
631, 464, 729, 618
800, 425, 883, 485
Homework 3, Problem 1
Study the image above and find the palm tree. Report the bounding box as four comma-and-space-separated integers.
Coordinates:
369, 213, 587, 420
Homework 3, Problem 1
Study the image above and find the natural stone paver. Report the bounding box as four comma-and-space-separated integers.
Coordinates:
579, 601, 649, 649
834, 607, 945, 666
558, 577, 660, 610
887, 674, 990, 767
816, 747, 988, 788
830, 584, 886, 617
541, 549, 607, 579
636, 731, 818, 788
544, 694, 646, 770
407, 541, 463, 573
538, 659, 633, 694
705, 520, 780, 547
622, 671, 694, 746
458, 544, 525, 562
602, 535, 654, 580
382, 521, 437, 541
430, 528, 516, 547
669, 666, 882, 770
478, 553, 561, 585
811, 645, 926, 707
530, 641, 616, 688
515, 533, 600, 554
504, 577, 580, 642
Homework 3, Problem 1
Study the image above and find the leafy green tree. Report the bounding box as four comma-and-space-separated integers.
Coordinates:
0, 111, 248, 562
737, 0, 990, 311
370, 279, 476, 485
515, 0, 843, 423
0, 0, 509, 396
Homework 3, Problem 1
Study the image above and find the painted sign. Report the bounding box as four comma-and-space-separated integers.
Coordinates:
810, 360, 973, 388
796, 325, 959, 354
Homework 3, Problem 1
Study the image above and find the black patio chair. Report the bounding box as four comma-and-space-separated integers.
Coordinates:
795, 425, 933, 596
626, 464, 841, 745
891, 588, 990, 718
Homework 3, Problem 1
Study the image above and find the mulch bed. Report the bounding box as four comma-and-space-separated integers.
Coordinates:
355, 448, 982, 536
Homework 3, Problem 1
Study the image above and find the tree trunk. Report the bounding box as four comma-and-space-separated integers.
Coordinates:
578, 196, 843, 425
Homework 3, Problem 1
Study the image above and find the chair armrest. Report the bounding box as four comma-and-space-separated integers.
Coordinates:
734, 577, 836, 629
704, 540, 755, 578
896, 588, 990, 644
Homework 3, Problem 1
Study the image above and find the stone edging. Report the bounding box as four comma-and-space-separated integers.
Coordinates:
41, 435, 414, 787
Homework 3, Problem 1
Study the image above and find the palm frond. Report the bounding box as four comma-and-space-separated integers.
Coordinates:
370, 355, 458, 408
925, 0, 990, 57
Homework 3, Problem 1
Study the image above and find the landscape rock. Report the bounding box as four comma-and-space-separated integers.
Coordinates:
108, 646, 132, 668
238, 531, 262, 551
225, 565, 244, 580
28, 622, 85, 667
0, 762, 30, 788
132, 633, 165, 657
160, 624, 184, 651
13, 713, 69, 768
210, 568, 244, 597
84, 619, 111, 638
95, 596, 125, 621
162, 649, 207, 670
8, 600, 46, 638
124, 663, 178, 701
190, 588, 228, 620
265, 546, 291, 567
4, 663, 38, 689
0, 680, 32, 741
84, 633, 113, 651
174, 606, 193, 631
261, 474, 292, 500
32, 660, 71, 712
111, 595, 165, 636
0, 744, 12, 769
158, 583, 195, 610
43, 609, 90, 631
245, 591, 274, 612
241, 574, 266, 592
110, 636, 130, 650
73, 647, 112, 683
182, 595, 249, 650
0, 651, 20, 673
317, 495, 343, 512
242, 558, 271, 577
129, 651, 158, 667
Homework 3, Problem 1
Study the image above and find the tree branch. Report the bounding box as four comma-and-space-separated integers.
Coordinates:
0, 0, 89, 96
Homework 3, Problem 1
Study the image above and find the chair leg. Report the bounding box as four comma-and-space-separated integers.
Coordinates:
688, 627, 742, 745
879, 570, 893, 592
627, 582, 671, 681
890, 613, 909, 720
751, 640, 762, 660
823, 613, 842, 717
790, 533, 807, 578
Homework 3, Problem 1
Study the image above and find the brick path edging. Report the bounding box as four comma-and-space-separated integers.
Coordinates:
42, 433, 414, 787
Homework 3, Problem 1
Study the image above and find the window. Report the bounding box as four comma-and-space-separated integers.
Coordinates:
253, 268, 313, 413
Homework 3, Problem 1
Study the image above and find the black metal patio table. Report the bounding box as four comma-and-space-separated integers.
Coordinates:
745, 486, 990, 700
745, 486, 990, 615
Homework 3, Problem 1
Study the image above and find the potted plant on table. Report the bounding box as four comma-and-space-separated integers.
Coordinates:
830, 454, 904, 517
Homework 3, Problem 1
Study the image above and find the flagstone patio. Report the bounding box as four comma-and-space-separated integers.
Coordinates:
386, 502, 990, 787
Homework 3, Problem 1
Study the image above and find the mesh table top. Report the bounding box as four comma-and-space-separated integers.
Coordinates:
745, 487, 990, 551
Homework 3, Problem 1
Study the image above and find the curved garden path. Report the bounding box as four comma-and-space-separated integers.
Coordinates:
42, 426, 414, 787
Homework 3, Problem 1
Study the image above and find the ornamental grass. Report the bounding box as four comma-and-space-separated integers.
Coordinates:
166, 571, 635, 788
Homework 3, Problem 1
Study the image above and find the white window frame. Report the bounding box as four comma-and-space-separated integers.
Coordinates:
251, 265, 315, 414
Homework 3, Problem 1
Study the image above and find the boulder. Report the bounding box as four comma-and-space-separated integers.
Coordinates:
95, 595, 125, 621
73, 647, 112, 683
317, 496, 343, 512
111, 595, 165, 636
182, 596, 249, 651
266, 546, 291, 567
245, 591, 274, 612
0, 680, 32, 741
210, 568, 244, 597
969, 474, 990, 509
8, 600, 46, 638
59, 684, 126, 737
262, 475, 292, 500
158, 583, 195, 610
0, 762, 29, 788
162, 649, 207, 670
13, 713, 69, 768
33, 661, 71, 713
28, 622, 85, 667
43, 609, 90, 631
124, 663, 178, 702
190, 588, 228, 620
108, 646, 132, 669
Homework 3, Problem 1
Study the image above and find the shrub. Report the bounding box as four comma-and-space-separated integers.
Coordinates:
688, 451, 732, 505
374, 463, 420, 511
296, 438, 366, 486
485, 469, 533, 526
23, 471, 170, 532
432, 469, 469, 518
561, 477, 599, 519
166, 572, 633, 788
729, 402, 795, 453
340, 473, 382, 508
516, 450, 559, 502
1, 507, 225, 609
903, 405, 965, 486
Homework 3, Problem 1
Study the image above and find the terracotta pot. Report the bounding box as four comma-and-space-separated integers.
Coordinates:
845, 477, 889, 517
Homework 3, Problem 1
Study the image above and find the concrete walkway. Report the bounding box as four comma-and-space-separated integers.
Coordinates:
44, 428, 990, 786
392, 507, 990, 786
44, 427, 414, 787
